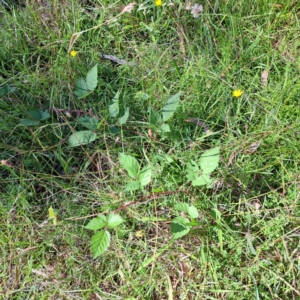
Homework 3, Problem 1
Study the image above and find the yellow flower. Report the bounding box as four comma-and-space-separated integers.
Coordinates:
135, 230, 144, 238
232, 89, 243, 98
155, 0, 162, 6
70, 50, 78, 57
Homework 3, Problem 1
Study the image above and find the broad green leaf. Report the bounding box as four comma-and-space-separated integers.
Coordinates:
90, 230, 110, 258
0, 83, 10, 96
118, 107, 129, 125
138, 166, 152, 186
188, 206, 199, 218
108, 126, 120, 134
85, 215, 107, 231
149, 107, 162, 127
159, 124, 170, 132
77, 116, 99, 130
27, 109, 50, 121
192, 174, 212, 186
74, 77, 89, 98
162, 92, 182, 122
199, 147, 220, 175
19, 119, 40, 126
171, 216, 190, 239
68, 130, 97, 147
125, 181, 141, 191
73, 64, 98, 98
109, 90, 120, 118
40, 110, 50, 120
119, 153, 140, 178
186, 160, 199, 181
0, 83, 16, 96
86, 64, 98, 91
210, 208, 221, 223
107, 213, 124, 228
174, 202, 189, 213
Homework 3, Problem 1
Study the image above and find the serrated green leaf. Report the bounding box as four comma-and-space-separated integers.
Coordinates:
77, 116, 99, 130
85, 215, 107, 231
90, 230, 110, 258
125, 181, 141, 191
119, 153, 140, 178
86, 64, 98, 91
192, 174, 212, 186
74, 77, 89, 98
40, 110, 50, 120
199, 147, 220, 175
27, 109, 50, 121
186, 160, 199, 181
138, 166, 152, 186
109, 90, 120, 118
149, 107, 162, 127
188, 206, 199, 218
68, 130, 97, 147
107, 214, 123, 228
162, 92, 182, 122
174, 202, 189, 213
118, 107, 129, 125
159, 123, 170, 132
19, 119, 40, 126
171, 216, 190, 239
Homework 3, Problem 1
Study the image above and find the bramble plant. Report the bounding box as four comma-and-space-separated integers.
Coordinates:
186, 147, 220, 186
85, 213, 124, 259
119, 153, 152, 191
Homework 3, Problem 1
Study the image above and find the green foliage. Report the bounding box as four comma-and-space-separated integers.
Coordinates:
148, 92, 182, 133
86, 213, 123, 258
1, 0, 300, 297
19, 108, 50, 126
171, 202, 201, 239
119, 153, 152, 191
0, 83, 16, 96
68, 130, 97, 147
186, 147, 220, 186
77, 116, 99, 130
74, 64, 98, 98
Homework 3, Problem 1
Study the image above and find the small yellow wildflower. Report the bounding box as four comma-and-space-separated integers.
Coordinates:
70, 50, 78, 57
155, 0, 162, 6
135, 230, 144, 238
232, 89, 243, 98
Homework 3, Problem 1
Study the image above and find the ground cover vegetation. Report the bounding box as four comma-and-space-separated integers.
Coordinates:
0, 0, 300, 299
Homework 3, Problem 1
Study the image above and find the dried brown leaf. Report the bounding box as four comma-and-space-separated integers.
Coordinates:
261, 70, 268, 87
247, 140, 262, 153
122, 2, 137, 13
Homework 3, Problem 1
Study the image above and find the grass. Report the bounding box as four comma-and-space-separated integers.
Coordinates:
1, 0, 300, 299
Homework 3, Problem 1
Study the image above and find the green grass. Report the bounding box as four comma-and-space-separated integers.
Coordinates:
1, 0, 300, 299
